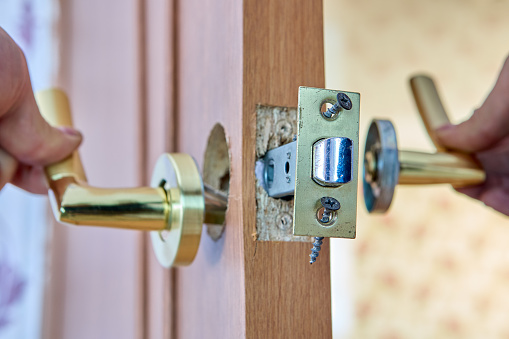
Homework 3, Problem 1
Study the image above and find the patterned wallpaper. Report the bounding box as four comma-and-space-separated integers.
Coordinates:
324, 0, 509, 338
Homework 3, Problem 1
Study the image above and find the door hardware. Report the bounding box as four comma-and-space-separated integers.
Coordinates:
261, 78, 487, 264
261, 87, 360, 263
309, 196, 342, 263
363, 75, 486, 213
37, 89, 228, 268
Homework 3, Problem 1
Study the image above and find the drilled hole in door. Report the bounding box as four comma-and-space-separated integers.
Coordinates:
320, 99, 340, 120
320, 102, 334, 113
203, 124, 231, 241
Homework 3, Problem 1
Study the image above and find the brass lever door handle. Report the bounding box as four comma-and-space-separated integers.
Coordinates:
363, 75, 486, 213
37, 89, 168, 231
399, 75, 485, 186
36, 89, 226, 267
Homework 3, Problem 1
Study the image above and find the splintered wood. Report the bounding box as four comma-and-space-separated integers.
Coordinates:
255, 105, 312, 242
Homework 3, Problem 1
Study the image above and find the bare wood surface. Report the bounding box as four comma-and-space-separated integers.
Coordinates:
255, 105, 312, 242
173, 0, 331, 338
243, 1, 331, 337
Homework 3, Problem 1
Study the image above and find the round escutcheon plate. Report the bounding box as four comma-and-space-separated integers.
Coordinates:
363, 119, 399, 214
150, 153, 204, 267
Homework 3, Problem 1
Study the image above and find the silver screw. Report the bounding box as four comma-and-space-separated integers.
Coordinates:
309, 197, 341, 264
277, 212, 293, 231
322, 93, 352, 119
337, 93, 352, 110
309, 237, 324, 264
319, 196, 340, 224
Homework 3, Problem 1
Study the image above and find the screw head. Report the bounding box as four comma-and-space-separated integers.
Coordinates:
337, 93, 352, 110
276, 212, 293, 230
320, 196, 341, 211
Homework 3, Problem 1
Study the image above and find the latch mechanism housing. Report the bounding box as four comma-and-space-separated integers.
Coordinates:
262, 87, 360, 241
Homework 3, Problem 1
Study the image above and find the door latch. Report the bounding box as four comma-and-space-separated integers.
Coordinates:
262, 87, 360, 263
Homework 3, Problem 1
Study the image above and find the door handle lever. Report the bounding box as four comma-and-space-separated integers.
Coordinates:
363, 75, 486, 213
36, 89, 227, 267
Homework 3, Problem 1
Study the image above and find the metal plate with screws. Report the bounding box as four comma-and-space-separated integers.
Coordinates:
293, 87, 359, 238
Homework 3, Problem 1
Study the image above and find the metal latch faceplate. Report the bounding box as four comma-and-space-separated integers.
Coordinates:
293, 87, 360, 238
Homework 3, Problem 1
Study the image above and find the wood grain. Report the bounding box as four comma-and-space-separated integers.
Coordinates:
244, 1, 331, 336
172, 0, 331, 337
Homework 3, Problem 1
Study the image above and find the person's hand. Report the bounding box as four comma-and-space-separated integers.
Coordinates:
0, 28, 81, 194
436, 56, 509, 215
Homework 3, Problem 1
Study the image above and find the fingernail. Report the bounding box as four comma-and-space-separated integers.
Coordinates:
58, 126, 82, 138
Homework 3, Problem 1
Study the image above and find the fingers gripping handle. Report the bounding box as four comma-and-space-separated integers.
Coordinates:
409, 75, 485, 185
35, 89, 86, 183
410, 75, 451, 152
35, 89, 169, 231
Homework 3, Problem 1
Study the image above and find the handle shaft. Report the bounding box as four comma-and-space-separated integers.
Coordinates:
410, 75, 485, 185
398, 150, 485, 186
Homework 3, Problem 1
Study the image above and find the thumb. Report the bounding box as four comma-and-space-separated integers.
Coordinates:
0, 27, 81, 166
0, 89, 82, 166
436, 56, 509, 153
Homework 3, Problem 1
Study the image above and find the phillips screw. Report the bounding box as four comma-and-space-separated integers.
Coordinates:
322, 93, 352, 119
309, 197, 341, 264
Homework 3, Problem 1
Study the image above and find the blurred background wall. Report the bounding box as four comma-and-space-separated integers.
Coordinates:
0, 1, 57, 338
325, 0, 509, 338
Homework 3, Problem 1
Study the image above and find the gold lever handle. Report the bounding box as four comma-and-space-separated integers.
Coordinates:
404, 75, 485, 186
363, 75, 486, 213
36, 89, 169, 231
36, 89, 226, 267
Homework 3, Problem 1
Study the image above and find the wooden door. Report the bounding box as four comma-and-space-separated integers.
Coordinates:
45, 1, 332, 338
43, 1, 146, 338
